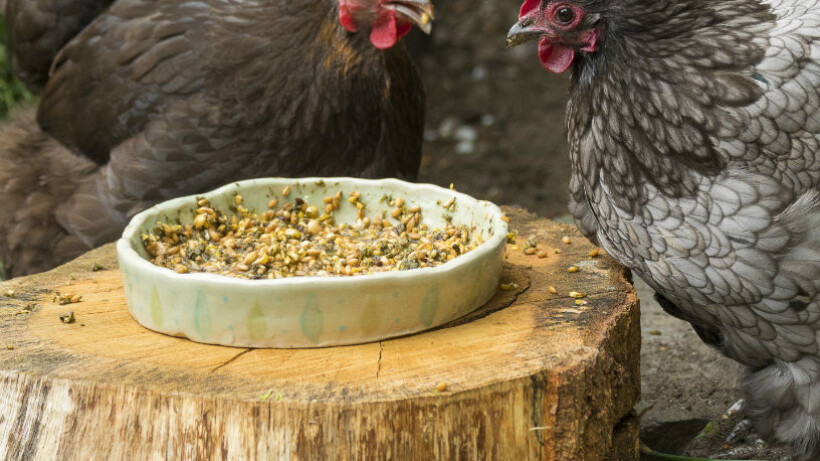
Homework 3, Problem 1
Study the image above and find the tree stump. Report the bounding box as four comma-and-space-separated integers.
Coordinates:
0, 208, 640, 460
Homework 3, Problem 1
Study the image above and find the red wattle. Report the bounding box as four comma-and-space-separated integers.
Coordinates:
538, 37, 575, 73
370, 9, 398, 49
396, 21, 412, 40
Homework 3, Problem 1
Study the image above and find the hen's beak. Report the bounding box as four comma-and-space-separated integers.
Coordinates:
507, 20, 542, 47
385, 0, 435, 34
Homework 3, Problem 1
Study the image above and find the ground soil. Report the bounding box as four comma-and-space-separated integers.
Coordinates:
409, 1, 794, 459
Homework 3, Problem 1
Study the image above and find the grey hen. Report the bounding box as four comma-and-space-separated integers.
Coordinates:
508, 0, 820, 457
0, 0, 433, 278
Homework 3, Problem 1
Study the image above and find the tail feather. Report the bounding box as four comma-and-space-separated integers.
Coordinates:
0, 107, 97, 277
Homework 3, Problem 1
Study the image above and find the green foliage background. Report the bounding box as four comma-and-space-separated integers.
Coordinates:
0, 13, 33, 118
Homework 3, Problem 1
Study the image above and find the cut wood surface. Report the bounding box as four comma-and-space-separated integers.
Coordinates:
0, 207, 640, 460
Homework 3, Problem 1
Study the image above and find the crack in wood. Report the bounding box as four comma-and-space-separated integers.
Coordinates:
210, 349, 252, 373
376, 342, 384, 379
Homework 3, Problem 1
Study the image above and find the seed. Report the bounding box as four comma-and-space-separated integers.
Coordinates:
243, 252, 258, 265
143, 190, 479, 279
442, 197, 455, 209
554, 249, 562, 254
59, 311, 75, 324
255, 253, 270, 266
569, 291, 584, 298
561, 236, 571, 244
436, 381, 447, 392
235, 194, 243, 206
390, 208, 402, 219
524, 247, 536, 256
501, 215, 510, 223
6, 345, 12, 350
548, 286, 558, 294
537, 250, 548, 259
567, 266, 579, 273
307, 220, 322, 235
70, 295, 82, 303
282, 186, 291, 196
3, 289, 13, 297
194, 213, 208, 229
408, 214, 420, 231
500, 282, 519, 291
588, 248, 600, 258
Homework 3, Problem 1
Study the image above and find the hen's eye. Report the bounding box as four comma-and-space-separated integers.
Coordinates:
554, 7, 574, 24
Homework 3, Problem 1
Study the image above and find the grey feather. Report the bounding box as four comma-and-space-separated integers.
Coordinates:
557, 0, 820, 456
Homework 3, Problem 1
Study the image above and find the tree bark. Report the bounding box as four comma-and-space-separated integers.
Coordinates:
0, 207, 640, 460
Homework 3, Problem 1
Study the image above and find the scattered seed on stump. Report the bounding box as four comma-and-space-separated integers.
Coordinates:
59, 311, 75, 324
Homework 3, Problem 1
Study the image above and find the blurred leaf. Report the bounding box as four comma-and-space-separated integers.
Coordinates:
0, 13, 33, 119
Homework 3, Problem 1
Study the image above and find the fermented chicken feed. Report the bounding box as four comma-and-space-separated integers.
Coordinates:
141, 189, 480, 279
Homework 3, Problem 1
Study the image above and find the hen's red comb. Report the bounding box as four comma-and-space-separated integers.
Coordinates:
519, 0, 540, 18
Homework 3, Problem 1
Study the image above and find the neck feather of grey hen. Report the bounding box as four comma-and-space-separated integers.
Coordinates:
567, 0, 775, 210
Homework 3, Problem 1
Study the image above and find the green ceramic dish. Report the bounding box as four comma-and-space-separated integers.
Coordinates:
116, 177, 508, 348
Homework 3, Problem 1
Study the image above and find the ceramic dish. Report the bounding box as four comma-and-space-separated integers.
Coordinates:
116, 177, 508, 348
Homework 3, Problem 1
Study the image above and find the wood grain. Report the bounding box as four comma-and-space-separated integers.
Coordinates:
0, 208, 640, 460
